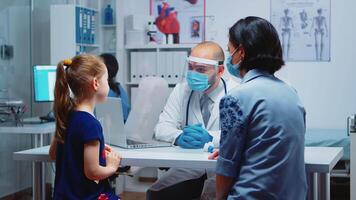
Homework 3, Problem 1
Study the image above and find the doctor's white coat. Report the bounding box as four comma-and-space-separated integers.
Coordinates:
154, 77, 239, 147
150, 77, 239, 196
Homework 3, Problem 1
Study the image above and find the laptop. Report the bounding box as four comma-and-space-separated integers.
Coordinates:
95, 97, 172, 149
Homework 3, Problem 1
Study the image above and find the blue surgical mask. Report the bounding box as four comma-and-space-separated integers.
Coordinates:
226, 49, 242, 79
186, 70, 210, 91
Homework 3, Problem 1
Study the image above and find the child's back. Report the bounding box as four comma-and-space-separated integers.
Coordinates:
49, 55, 121, 200
54, 111, 116, 199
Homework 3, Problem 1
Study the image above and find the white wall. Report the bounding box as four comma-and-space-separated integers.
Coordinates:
207, 0, 356, 129
122, 0, 354, 129
206, 0, 356, 129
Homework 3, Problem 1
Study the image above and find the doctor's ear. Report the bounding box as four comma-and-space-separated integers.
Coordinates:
217, 65, 225, 75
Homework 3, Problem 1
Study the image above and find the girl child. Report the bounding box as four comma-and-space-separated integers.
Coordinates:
49, 54, 121, 200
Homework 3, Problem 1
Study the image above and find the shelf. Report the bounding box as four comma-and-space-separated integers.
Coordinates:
126, 82, 139, 86
126, 82, 177, 86
101, 24, 116, 28
76, 43, 100, 47
125, 44, 195, 50
75, 5, 98, 12
101, 50, 117, 54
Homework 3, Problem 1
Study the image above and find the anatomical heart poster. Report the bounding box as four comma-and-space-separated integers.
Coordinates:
150, 0, 206, 44
271, 0, 331, 61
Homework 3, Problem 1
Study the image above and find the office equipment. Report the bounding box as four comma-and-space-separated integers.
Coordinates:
0, 44, 13, 60
75, 7, 82, 43
349, 115, 356, 200
125, 45, 193, 103
172, 51, 187, 83
147, 21, 158, 44
0, 98, 25, 125
14, 146, 343, 200
33, 65, 56, 122
33, 65, 56, 102
305, 127, 353, 199
124, 77, 171, 143
90, 9, 96, 44
7, 122, 55, 200
144, 52, 157, 78
126, 30, 146, 46
126, 15, 152, 31
165, 51, 173, 82
95, 97, 171, 149
104, 4, 114, 25
51, 5, 99, 63
157, 51, 167, 80
126, 15, 154, 46
130, 52, 138, 83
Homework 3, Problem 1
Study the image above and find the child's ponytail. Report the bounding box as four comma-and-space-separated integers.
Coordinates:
53, 59, 75, 143
53, 55, 106, 143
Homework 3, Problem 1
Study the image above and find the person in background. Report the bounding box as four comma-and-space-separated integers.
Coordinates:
100, 53, 130, 123
49, 54, 121, 200
209, 16, 307, 199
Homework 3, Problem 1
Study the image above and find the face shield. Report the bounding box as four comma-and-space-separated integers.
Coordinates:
182, 56, 223, 91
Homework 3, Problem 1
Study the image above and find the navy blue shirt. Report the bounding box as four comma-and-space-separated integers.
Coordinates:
54, 111, 119, 200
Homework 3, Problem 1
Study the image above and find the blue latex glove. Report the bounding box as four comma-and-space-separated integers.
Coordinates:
184, 123, 213, 144
175, 133, 203, 149
176, 123, 213, 149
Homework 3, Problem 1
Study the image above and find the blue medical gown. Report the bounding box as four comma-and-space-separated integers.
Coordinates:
216, 69, 307, 199
108, 83, 130, 123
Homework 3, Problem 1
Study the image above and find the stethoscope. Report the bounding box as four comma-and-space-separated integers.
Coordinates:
185, 78, 227, 126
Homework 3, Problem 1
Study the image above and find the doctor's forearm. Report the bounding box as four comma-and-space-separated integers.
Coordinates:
216, 174, 234, 200
155, 123, 182, 143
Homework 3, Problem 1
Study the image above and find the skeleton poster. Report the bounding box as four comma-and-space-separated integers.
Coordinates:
150, 0, 206, 44
271, 0, 331, 61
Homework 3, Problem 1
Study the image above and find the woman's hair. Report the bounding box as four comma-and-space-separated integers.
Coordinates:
100, 53, 120, 96
53, 54, 106, 143
229, 16, 284, 74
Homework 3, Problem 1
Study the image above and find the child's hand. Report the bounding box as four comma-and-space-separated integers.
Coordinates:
105, 144, 112, 152
106, 150, 121, 171
208, 149, 219, 160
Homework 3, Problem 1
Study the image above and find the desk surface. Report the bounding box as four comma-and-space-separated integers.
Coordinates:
13, 146, 343, 173
0, 121, 55, 134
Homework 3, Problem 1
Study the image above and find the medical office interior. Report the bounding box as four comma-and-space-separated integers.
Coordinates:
0, 0, 355, 199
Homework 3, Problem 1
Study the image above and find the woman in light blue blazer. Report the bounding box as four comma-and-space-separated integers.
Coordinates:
210, 17, 307, 200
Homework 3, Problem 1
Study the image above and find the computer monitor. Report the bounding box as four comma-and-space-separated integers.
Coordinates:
33, 65, 57, 102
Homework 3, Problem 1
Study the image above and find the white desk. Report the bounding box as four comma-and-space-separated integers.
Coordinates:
14, 146, 342, 200
0, 121, 55, 146
1, 120, 55, 200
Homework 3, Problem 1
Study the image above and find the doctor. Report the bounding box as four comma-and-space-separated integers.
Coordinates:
147, 41, 239, 200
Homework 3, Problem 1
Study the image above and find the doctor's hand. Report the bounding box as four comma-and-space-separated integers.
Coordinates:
184, 123, 213, 144
176, 123, 213, 149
